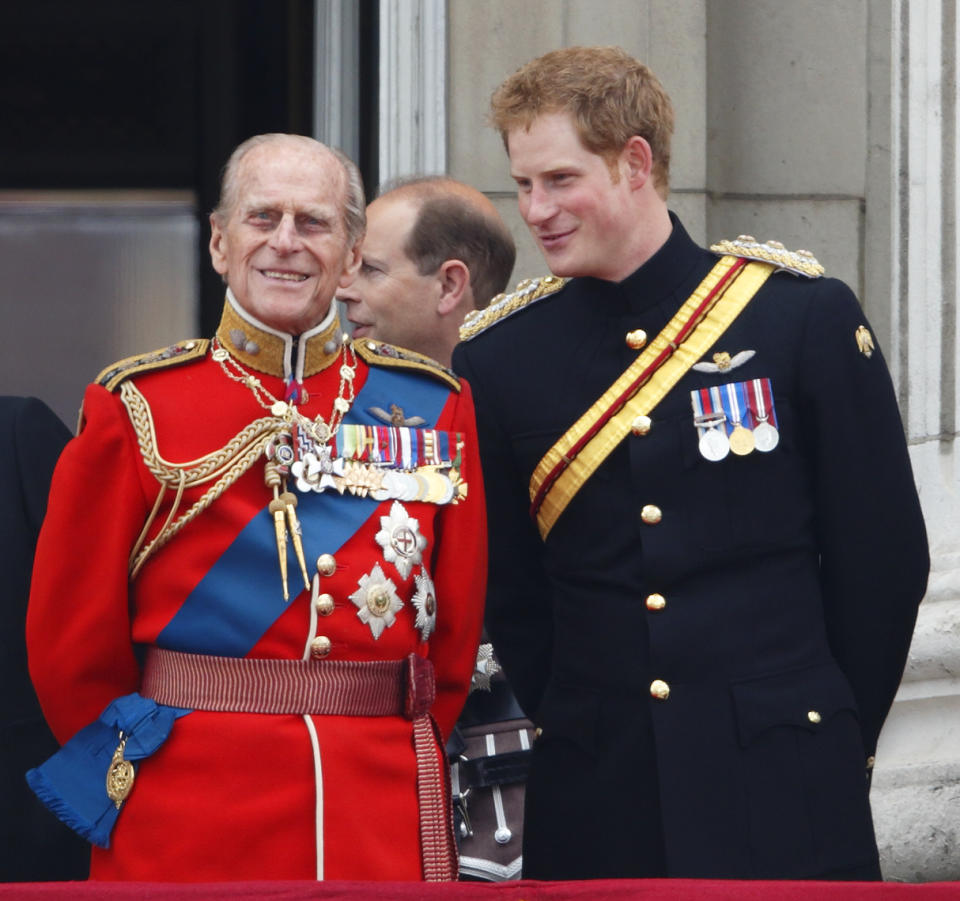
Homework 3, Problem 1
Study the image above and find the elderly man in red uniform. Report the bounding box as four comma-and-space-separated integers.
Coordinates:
26, 133, 486, 882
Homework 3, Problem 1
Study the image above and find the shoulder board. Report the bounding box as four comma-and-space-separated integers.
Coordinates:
710, 235, 824, 278
95, 339, 209, 392
459, 275, 569, 341
353, 338, 461, 392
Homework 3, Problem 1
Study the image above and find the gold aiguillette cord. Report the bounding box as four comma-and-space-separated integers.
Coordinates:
265, 461, 310, 600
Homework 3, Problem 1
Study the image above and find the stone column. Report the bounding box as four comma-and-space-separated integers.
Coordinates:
869, 0, 960, 881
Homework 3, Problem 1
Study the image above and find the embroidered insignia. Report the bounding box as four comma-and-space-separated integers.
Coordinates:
349, 564, 403, 639
710, 235, 825, 278
855, 325, 875, 358
228, 328, 261, 355
354, 338, 460, 391
367, 403, 427, 427
95, 339, 209, 392
376, 502, 427, 579
459, 275, 569, 341
692, 349, 756, 374
411, 570, 438, 641
470, 643, 501, 693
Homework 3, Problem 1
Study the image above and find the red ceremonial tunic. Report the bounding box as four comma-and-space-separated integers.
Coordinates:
27, 297, 487, 881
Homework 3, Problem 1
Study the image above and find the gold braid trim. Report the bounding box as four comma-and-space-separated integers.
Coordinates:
459, 275, 569, 341
120, 382, 287, 578
708, 236, 825, 278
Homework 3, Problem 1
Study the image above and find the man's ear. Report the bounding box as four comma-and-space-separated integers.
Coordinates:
338, 239, 364, 289
209, 214, 228, 276
436, 259, 470, 315
622, 135, 653, 190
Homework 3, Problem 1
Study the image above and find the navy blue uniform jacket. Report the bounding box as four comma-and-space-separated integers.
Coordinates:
452, 217, 929, 880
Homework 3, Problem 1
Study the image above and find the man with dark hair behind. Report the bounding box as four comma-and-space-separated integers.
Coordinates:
341, 176, 528, 881
340, 176, 515, 367
453, 45, 929, 882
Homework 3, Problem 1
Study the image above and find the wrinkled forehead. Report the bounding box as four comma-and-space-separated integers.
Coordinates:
233, 142, 347, 216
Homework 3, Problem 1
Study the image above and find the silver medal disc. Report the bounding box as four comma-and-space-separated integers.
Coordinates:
699, 427, 730, 462
753, 421, 780, 452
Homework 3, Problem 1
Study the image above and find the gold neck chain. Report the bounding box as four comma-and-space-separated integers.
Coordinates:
211, 336, 358, 449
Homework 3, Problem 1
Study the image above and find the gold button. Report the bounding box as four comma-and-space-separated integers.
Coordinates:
631, 415, 652, 437
866, 756, 876, 770
650, 679, 670, 700
625, 329, 647, 350
316, 554, 337, 577
646, 593, 666, 611
807, 710, 822, 724
315, 593, 335, 616
641, 505, 662, 525
310, 636, 332, 658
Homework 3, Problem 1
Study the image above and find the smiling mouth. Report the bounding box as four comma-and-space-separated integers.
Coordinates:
538, 229, 574, 248
261, 269, 309, 282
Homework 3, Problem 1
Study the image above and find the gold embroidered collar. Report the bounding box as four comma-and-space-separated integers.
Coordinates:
215, 289, 345, 380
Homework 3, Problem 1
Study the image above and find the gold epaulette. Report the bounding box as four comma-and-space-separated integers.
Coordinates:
459, 275, 569, 341
709, 235, 825, 278
95, 339, 210, 392
353, 338, 461, 392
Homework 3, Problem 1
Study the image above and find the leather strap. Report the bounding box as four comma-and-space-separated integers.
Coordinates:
457, 749, 533, 789
529, 257, 775, 538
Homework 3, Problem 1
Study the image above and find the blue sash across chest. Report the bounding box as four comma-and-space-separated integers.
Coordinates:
157, 365, 453, 656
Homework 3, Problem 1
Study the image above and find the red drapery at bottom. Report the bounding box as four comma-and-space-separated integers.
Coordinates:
0, 880, 958, 900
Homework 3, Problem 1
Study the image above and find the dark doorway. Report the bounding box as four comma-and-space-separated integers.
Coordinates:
0, 0, 316, 336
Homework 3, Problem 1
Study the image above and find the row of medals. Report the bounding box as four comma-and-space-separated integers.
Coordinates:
698, 415, 779, 462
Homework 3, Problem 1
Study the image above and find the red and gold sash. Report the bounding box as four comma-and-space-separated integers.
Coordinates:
529, 256, 775, 539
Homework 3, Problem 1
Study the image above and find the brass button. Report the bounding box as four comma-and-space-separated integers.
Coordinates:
625, 329, 647, 350
807, 710, 822, 724
316, 554, 337, 577
315, 593, 335, 616
866, 755, 876, 770
310, 636, 332, 658
646, 593, 666, 611
650, 679, 670, 700
641, 504, 662, 525
631, 415, 652, 437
